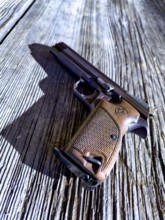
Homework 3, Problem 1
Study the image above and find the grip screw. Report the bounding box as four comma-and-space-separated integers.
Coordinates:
110, 134, 117, 141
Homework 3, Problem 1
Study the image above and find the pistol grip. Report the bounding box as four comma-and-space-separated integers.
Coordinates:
57, 100, 140, 186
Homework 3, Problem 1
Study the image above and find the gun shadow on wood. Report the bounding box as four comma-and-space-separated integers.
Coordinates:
1, 43, 87, 189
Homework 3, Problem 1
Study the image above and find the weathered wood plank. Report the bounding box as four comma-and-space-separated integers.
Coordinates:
0, 0, 35, 42
0, 0, 165, 219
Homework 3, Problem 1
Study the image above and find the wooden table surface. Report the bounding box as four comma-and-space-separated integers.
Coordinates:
0, 0, 165, 219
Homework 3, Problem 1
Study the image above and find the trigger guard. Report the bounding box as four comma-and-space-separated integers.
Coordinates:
73, 79, 99, 109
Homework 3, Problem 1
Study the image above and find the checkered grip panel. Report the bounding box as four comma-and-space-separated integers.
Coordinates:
73, 107, 120, 169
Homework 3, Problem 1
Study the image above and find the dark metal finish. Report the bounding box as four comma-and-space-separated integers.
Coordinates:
50, 43, 149, 118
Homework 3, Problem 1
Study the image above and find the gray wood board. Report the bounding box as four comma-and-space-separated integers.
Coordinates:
0, 0, 35, 42
0, 0, 165, 219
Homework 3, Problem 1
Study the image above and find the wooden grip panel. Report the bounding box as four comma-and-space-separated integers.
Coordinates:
73, 107, 120, 170
65, 100, 140, 183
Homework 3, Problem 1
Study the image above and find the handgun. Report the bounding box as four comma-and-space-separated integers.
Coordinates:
49, 42, 149, 189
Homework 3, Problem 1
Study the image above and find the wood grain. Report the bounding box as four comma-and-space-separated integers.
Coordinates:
0, 0, 165, 219
0, 0, 35, 42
